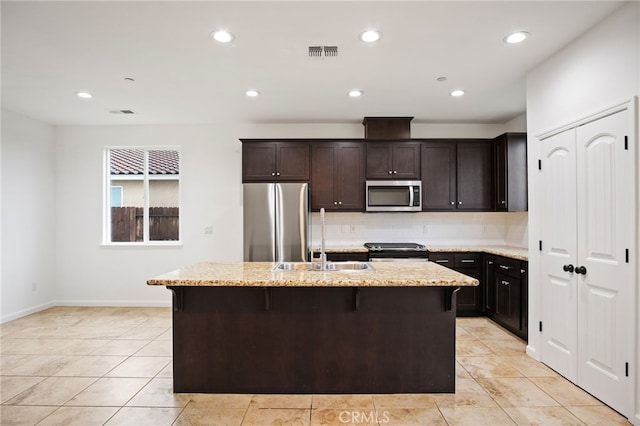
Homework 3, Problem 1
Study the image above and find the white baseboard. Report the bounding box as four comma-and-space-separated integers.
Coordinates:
53, 300, 172, 308
1, 301, 56, 323
526, 344, 539, 360
1, 300, 171, 323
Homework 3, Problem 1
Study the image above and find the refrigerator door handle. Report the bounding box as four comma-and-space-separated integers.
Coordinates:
275, 183, 283, 263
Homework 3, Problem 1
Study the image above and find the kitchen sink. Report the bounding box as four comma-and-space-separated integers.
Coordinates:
272, 261, 375, 272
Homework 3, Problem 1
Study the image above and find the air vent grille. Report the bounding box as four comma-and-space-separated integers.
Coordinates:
308, 45, 339, 59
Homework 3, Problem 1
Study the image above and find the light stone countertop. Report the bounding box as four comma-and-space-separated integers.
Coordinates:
147, 261, 478, 288
312, 245, 528, 261
426, 245, 528, 261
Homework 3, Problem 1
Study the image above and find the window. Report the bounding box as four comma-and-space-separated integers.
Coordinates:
105, 148, 180, 244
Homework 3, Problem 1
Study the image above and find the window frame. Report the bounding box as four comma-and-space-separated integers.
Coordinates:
103, 146, 182, 246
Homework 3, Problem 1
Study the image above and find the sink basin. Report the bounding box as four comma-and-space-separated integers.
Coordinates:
272, 261, 374, 272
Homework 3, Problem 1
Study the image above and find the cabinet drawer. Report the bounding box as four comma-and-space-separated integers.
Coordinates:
428, 252, 454, 267
494, 256, 521, 278
454, 253, 481, 268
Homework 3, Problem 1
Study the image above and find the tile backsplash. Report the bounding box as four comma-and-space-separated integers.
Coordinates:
311, 212, 528, 249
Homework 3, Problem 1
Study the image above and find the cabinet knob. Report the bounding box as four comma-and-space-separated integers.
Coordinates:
563, 264, 574, 273
276, 172, 281, 176
458, 201, 462, 205
501, 200, 506, 205
388, 171, 392, 174
501, 280, 509, 286
393, 170, 397, 174
338, 201, 342, 205
334, 201, 338, 205
575, 266, 587, 275
271, 172, 276, 176
450, 201, 455, 205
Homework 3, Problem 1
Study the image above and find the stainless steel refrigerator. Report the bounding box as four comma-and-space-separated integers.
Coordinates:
243, 183, 309, 262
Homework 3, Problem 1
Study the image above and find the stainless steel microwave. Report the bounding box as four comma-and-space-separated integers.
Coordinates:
366, 180, 422, 212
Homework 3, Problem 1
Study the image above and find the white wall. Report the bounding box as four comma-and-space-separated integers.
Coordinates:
526, 2, 639, 423
53, 121, 519, 306
1, 110, 56, 322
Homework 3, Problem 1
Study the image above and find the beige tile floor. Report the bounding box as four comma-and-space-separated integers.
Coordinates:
0, 307, 632, 426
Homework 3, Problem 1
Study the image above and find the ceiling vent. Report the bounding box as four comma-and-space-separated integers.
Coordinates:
308, 45, 339, 59
109, 109, 135, 115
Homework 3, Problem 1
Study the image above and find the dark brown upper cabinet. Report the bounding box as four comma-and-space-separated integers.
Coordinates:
366, 142, 421, 179
311, 142, 365, 211
242, 141, 310, 182
421, 140, 494, 211
494, 133, 528, 212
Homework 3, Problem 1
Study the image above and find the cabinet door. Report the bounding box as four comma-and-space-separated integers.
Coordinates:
310, 144, 337, 210
336, 142, 365, 210
391, 143, 421, 179
495, 272, 520, 332
277, 143, 309, 181
455, 267, 482, 316
421, 142, 456, 211
495, 133, 528, 212
457, 141, 493, 210
242, 143, 277, 181
366, 143, 392, 179
484, 255, 495, 317
494, 136, 507, 211
520, 262, 528, 339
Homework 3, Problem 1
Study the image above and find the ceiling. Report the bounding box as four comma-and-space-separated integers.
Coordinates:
1, 1, 624, 126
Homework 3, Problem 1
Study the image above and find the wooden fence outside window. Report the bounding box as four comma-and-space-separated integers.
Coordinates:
111, 207, 179, 242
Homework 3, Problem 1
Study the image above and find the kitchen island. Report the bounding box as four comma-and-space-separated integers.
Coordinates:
147, 261, 478, 394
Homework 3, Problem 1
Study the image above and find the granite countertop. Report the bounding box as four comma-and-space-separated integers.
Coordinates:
426, 246, 528, 261
147, 261, 478, 288
312, 245, 528, 260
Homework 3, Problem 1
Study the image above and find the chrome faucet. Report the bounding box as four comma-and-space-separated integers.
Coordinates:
319, 207, 327, 270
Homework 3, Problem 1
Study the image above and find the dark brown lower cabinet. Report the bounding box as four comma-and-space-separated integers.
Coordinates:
325, 252, 369, 262
492, 256, 528, 340
430, 251, 528, 340
429, 252, 483, 316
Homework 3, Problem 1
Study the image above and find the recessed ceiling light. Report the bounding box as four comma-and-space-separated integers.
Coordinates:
211, 30, 234, 43
245, 90, 260, 97
348, 90, 363, 97
450, 90, 465, 97
76, 91, 92, 99
359, 30, 381, 43
503, 31, 529, 44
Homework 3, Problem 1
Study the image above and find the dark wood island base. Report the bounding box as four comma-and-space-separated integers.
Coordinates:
169, 286, 458, 394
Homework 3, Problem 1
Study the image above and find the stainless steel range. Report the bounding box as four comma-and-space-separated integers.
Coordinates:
364, 242, 429, 262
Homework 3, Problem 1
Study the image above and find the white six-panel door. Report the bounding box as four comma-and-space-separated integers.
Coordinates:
540, 109, 634, 417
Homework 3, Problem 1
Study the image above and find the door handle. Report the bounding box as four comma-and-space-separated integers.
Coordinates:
563, 264, 574, 273
575, 266, 587, 275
